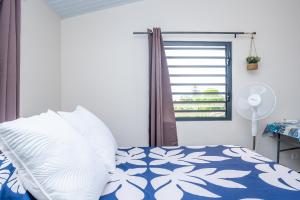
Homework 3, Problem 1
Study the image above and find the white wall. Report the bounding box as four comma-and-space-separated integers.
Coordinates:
61, 0, 300, 169
20, 0, 61, 116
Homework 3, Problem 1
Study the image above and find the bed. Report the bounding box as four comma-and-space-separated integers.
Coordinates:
1, 145, 300, 200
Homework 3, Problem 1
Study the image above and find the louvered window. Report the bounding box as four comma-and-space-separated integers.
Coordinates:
165, 41, 232, 121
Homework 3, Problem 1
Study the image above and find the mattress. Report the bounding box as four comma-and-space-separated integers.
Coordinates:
1, 145, 300, 200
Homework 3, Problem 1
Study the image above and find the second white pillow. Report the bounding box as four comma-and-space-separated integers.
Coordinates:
59, 106, 117, 171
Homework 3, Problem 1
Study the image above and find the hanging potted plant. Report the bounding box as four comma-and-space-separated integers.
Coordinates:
247, 34, 260, 70
246, 56, 261, 70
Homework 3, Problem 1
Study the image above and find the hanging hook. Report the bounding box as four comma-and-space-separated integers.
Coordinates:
249, 33, 258, 57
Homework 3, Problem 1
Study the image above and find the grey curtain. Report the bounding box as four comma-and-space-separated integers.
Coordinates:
148, 28, 178, 146
0, 0, 20, 122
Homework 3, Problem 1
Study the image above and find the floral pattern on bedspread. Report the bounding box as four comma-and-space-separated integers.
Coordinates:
0, 153, 31, 200
0, 146, 300, 200
102, 146, 300, 200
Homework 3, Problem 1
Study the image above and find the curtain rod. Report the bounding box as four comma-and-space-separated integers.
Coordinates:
133, 31, 256, 38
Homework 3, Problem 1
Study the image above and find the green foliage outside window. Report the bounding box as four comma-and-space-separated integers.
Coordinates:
174, 88, 225, 111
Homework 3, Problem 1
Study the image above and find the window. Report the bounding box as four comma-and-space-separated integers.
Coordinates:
164, 41, 232, 121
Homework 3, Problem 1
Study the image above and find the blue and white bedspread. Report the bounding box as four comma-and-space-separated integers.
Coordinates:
101, 146, 300, 200
0, 153, 31, 200
1, 146, 300, 200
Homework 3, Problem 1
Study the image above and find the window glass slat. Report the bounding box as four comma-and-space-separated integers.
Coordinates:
167, 58, 226, 66
172, 94, 226, 102
175, 112, 226, 118
170, 77, 226, 84
174, 103, 226, 112
168, 67, 226, 75
171, 85, 226, 93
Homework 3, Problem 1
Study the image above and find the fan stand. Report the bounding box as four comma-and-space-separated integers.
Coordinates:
253, 136, 256, 150
251, 109, 258, 151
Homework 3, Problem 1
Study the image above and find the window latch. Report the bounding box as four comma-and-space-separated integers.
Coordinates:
227, 94, 231, 102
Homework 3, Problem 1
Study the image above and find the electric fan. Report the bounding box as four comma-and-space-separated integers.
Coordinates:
236, 83, 276, 150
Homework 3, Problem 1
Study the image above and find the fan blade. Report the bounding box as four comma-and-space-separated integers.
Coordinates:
238, 98, 250, 110
250, 85, 266, 95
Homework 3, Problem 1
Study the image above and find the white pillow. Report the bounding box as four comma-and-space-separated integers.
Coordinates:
0, 110, 108, 200
58, 106, 118, 171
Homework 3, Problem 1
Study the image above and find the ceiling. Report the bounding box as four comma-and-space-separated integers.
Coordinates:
47, 0, 143, 18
